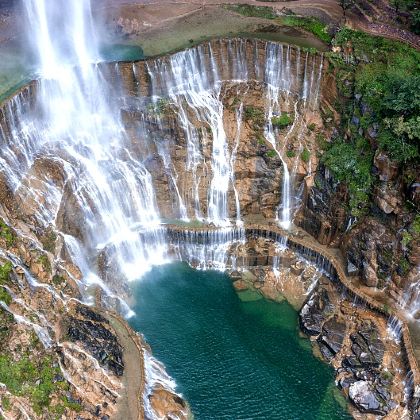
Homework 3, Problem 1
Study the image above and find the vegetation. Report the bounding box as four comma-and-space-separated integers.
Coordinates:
301, 148, 310, 163
256, 134, 266, 145
401, 214, 420, 248
0, 288, 12, 305
286, 150, 296, 158
334, 31, 420, 164
320, 29, 420, 215
244, 106, 265, 124
147, 98, 172, 117
52, 275, 65, 286
0, 354, 65, 415
37, 255, 51, 273
398, 257, 411, 276
266, 150, 277, 158
225, 4, 332, 43
321, 139, 373, 216
0, 220, 15, 247
41, 231, 57, 254
225, 4, 277, 20
1, 396, 10, 411
0, 262, 12, 285
389, 0, 420, 34
281, 16, 333, 44
271, 113, 292, 129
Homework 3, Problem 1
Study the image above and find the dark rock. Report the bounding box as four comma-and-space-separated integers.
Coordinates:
349, 381, 385, 414
317, 316, 346, 360
299, 288, 334, 336
346, 260, 358, 276
66, 315, 124, 377
339, 376, 357, 390
341, 218, 397, 288
297, 166, 349, 245
77, 305, 108, 324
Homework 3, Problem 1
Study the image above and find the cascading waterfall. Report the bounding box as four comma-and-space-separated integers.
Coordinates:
168, 227, 246, 270
137, 40, 324, 265
263, 43, 323, 229
147, 45, 237, 226
1, 17, 325, 290
401, 267, 420, 319
7, 0, 168, 284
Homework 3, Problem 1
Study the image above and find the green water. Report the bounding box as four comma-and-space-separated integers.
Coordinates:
129, 263, 351, 419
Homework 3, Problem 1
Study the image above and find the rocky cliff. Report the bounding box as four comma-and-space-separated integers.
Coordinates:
0, 37, 418, 419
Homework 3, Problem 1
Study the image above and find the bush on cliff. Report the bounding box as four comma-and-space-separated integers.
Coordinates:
271, 113, 292, 128
321, 139, 373, 216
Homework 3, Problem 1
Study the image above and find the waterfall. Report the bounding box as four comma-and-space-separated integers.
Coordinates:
0, 27, 325, 288
401, 267, 420, 319
10, 0, 168, 283
168, 227, 245, 270
147, 45, 236, 226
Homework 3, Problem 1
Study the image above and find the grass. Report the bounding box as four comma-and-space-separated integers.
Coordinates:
0, 355, 64, 415
225, 4, 277, 20
281, 16, 332, 44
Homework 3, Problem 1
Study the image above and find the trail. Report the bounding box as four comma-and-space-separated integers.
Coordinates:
104, 311, 145, 420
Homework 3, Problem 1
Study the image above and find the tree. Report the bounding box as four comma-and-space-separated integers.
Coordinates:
339, 0, 355, 17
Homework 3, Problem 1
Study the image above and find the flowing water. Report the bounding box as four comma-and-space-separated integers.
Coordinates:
129, 263, 351, 419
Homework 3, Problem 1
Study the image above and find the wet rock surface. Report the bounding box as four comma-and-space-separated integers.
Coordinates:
317, 316, 346, 360
341, 218, 397, 288
297, 166, 349, 246
300, 288, 334, 336
299, 282, 400, 417
66, 308, 124, 377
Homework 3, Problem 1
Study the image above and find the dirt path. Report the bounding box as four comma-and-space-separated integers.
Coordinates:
104, 311, 145, 420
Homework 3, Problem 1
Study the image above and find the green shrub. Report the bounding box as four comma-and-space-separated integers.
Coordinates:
0, 220, 15, 247
0, 355, 63, 414
316, 133, 328, 150
0, 262, 12, 285
401, 231, 413, 248
52, 275, 65, 286
286, 150, 296, 158
244, 106, 265, 123
412, 214, 420, 235
41, 231, 57, 254
266, 150, 277, 158
1, 396, 10, 411
282, 16, 332, 43
307, 123, 316, 131
271, 114, 292, 128
321, 139, 373, 216
301, 148, 310, 163
0, 288, 11, 305
333, 29, 420, 163
256, 135, 266, 145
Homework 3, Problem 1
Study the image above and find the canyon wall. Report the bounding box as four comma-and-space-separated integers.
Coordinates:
0, 38, 418, 418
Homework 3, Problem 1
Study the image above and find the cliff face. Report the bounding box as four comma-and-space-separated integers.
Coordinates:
0, 38, 418, 418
